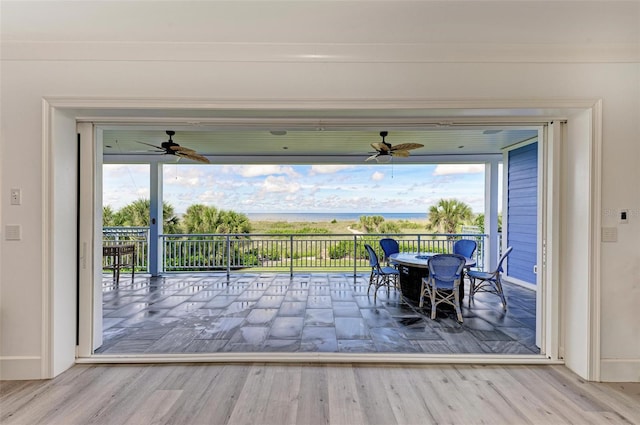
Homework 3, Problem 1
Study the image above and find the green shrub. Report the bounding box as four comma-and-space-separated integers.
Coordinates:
240, 252, 260, 266
397, 220, 424, 229
379, 221, 401, 234
259, 246, 282, 260
292, 248, 319, 259
328, 241, 352, 259
267, 227, 329, 235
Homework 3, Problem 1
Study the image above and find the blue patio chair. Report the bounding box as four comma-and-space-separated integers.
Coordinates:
453, 239, 477, 263
379, 238, 400, 265
467, 246, 513, 310
379, 238, 400, 288
364, 244, 400, 303
420, 254, 466, 322
453, 238, 477, 291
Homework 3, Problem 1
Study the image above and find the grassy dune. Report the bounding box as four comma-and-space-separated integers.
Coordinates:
250, 218, 429, 235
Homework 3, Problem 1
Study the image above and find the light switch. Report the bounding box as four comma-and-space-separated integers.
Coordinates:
5, 224, 21, 240
10, 188, 21, 205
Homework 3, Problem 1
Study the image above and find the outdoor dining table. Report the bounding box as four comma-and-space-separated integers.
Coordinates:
102, 244, 136, 284
388, 252, 476, 305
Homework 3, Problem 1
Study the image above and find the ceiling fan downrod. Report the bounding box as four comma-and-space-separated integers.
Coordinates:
379, 131, 391, 149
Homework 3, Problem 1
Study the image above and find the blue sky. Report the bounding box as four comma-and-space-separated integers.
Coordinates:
103, 163, 491, 215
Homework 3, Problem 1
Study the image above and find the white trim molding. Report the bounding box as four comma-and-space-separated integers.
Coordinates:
0, 356, 43, 380
589, 99, 603, 381
600, 359, 640, 382
77, 352, 561, 366
41, 99, 53, 379
41, 97, 602, 381
3, 41, 639, 64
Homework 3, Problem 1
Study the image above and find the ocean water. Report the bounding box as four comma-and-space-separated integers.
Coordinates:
246, 212, 427, 222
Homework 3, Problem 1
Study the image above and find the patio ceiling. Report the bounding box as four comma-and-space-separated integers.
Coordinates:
102, 126, 539, 165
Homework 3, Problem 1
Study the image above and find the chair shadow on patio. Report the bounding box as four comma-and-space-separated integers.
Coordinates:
97, 272, 539, 355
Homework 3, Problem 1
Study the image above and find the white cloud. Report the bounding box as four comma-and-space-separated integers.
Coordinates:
103, 186, 149, 210
232, 165, 299, 178
371, 171, 385, 181
196, 190, 227, 203
163, 166, 212, 188
310, 165, 355, 175
103, 164, 148, 174
433, 164, 484, 176
261, 175, 301, 193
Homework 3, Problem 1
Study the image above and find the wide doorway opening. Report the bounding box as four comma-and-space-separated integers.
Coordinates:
84, 121, 550, 359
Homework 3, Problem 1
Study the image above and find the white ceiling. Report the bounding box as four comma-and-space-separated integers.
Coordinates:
3, 2, 636, 45
102, 126, 539, 164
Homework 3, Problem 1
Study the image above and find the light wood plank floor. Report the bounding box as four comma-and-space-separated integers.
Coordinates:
2, 364, 639, 425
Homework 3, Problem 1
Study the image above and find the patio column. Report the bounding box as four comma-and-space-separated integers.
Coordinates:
484, 159, 500, 271
149, 162, 163, 276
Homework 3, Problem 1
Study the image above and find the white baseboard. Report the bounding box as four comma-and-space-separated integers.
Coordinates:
600, 358, 640, 382
0, 356, 43, 380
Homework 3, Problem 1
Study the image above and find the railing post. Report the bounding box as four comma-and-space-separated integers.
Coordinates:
354, 235, 359, 277
226, 235, 231, 278
158, 234, 163, 273
417, 235, 421, 253
290, 235, 294, 277
145, 227, 151, 273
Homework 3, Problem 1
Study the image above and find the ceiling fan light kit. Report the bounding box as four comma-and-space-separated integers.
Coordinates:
375, 154, 393, 164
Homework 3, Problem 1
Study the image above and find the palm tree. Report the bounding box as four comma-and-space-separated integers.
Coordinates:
113, 199, 180, 233
103, 205, 117, 226
183, 204, 219, 234
217, 210, 252, 234
114, 199, 150, 226
182, 204, 252, 234
359, 215, 385, 233
473, 213, 502, 233
427, 198, 472, 235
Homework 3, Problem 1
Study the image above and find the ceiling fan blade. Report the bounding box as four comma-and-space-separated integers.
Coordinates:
371, 142, 389, 152
390, 143, 424, 151
365, 153, 379, 162
127, 149, 166, 155
171, 145, 197, 153
135, 140, 164, 151
176, 151, 210, 164
392, 150, 411, 157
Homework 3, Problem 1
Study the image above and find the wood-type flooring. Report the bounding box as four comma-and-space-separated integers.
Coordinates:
2, 363, 639, 424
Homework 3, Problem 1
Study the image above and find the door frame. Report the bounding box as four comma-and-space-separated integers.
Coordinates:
41, 97, 601, 379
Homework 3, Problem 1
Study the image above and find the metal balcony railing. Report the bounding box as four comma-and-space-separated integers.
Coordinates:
102, 226, 149, 271
103, 227, 488, 276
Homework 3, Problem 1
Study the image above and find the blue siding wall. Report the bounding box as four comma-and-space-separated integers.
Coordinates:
507, 142, 538, 284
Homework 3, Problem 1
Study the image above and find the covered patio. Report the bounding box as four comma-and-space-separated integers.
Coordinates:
97, 271, 538, 356
93, 118, 544, 360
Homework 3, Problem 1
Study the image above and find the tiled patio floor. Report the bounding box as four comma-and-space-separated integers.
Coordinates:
96, 273, 539, 355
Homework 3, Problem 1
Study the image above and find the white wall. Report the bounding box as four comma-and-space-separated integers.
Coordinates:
1, 1, 638, 381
